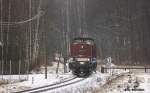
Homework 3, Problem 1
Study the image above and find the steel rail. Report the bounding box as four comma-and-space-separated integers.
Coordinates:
15, 76, 77, 93
29, 78, 85, 93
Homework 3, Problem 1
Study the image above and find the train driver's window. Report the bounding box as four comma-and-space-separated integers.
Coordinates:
85, 40, 93, 45
73, 40, 82, 44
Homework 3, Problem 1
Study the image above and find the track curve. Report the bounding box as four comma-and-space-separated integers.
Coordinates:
14, 76, 85, 93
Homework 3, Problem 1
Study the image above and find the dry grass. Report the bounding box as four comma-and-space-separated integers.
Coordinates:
91, 74, 127, 93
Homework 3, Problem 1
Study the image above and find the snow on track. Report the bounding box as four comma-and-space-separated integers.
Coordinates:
0, 70, 128, 93
15, 76, 78, 93
0, 73, 74, 93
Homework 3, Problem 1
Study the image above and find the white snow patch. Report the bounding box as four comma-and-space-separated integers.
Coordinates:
0, 64, 129, 93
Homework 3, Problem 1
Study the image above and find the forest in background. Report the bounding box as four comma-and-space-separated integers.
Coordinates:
0, 0, 150, 74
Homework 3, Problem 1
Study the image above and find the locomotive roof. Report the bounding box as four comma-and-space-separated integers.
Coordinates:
73, 37, 94, 41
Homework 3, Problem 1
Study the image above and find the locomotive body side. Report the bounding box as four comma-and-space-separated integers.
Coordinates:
69, 38, 97, 77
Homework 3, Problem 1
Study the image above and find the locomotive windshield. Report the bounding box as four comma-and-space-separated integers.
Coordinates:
73, 38, 94, 45
85, 40, 94, 45
73, 40, 82, 44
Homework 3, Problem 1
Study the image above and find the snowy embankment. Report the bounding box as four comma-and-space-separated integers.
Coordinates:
0, 65, 128, 93
44, 72, 102, 93
0, 73, 73, 93
0, 73, 125, 93
43, 69, 128, 93
96, 72, 150, 93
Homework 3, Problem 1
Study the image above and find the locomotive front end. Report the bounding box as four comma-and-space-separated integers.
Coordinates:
69, 38, 97, 77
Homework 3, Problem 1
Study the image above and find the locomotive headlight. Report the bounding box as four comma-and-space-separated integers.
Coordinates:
86, 58, 90, 61
80, 62, 85, 64
76, 58, 90, 61
68, 58, 73, 63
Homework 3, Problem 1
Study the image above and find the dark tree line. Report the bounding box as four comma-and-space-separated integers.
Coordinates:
0, 0, 150, 74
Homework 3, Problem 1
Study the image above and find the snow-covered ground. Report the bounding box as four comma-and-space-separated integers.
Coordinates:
0, 68, 127, 93
0, 63, 72, 93
0, 73, 74, 93
0, 72, 109, 93
96, 72, 150, 93
1, 62, 149, 93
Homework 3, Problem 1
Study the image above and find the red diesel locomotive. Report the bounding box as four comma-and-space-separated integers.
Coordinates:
69, 37, 97, 77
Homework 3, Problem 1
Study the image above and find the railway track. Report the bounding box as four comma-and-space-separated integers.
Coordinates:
15, 76, 85, 93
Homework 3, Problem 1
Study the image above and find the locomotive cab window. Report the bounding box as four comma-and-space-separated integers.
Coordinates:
72, 38, 94, 45
73, 40, 82, 44
85, 40, 94, 45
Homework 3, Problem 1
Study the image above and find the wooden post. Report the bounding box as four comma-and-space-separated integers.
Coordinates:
56, 59, 59, 74
44, 26, 47, 79
145, 68, 147, 73
9, 60, 12, 83
19, 60, 21, 80
64, 57, 66, 73
45, 55, 47, 79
